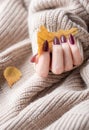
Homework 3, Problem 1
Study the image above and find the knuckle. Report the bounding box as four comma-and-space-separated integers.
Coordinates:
74, 58, 83, 66
65, 65, 73, 71
52, 67, 64, 74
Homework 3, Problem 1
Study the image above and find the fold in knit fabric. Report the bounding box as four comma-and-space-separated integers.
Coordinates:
0, 0, 89, 130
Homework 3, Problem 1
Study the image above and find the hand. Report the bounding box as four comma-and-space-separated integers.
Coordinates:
31, 34, 83, 77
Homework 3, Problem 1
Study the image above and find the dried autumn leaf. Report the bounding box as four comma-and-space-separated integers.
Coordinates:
3, 66, 22, 87
37, 26, 78, 55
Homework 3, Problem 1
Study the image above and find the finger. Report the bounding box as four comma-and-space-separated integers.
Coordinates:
30, 54, 39, 63
52, 37, 64, 74
36, 40, 50, 77
68, 34, 83, 66
60, 35, 73, 71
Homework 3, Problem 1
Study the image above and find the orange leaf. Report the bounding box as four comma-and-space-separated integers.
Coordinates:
3, 66, 22, 87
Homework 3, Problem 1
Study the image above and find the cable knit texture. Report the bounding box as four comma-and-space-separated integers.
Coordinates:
0, 0, 89, 130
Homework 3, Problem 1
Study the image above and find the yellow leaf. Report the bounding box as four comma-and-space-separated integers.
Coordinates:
37, 26, 78, 55
3, 66, 22, 87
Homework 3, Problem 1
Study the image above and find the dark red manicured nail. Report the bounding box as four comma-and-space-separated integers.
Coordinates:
30, 54, 37, 63
43, 40, 49, 51
60, 35, 67, 43
53, 37, 60, 45
69, 34, 75, 45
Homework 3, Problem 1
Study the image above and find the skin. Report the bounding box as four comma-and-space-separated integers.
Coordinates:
68, 39, 83, 66
61, 42, 73, 72
36, 52, 50, 77
31, 37, 83, 77
52, 44, 64, 74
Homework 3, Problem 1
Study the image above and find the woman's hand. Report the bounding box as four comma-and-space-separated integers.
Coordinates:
31, 34, 83, 77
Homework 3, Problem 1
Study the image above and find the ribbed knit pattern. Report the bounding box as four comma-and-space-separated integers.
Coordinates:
0, 0, 89, 130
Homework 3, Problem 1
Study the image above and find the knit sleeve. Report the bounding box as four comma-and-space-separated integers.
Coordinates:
28, 0, 89, 61
29, 0, 89, 24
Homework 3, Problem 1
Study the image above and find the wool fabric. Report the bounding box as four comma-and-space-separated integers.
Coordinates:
0, 0, 89, 130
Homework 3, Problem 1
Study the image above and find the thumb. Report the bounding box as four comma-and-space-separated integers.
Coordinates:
30, 54, 39, 64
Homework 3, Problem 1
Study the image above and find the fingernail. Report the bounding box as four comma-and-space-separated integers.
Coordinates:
60, 35, 67, 43
43, 40, 49, 51
69, 34, 75, 45
53, 37, 60, 45
30, 54, 37, 63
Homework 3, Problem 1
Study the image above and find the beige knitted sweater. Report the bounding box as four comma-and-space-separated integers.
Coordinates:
0, 0, 89, 130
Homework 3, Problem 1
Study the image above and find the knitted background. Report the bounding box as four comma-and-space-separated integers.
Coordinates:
0, 0, 89, 130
